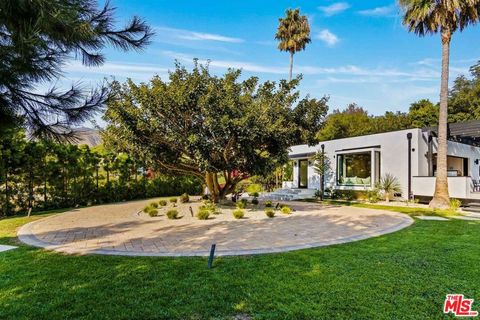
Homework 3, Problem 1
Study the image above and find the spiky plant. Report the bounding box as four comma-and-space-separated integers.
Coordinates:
377, 174, 401, 203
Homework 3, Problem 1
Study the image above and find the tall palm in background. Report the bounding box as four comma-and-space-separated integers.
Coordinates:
275, 9, 311, 81
398, 0, 480, 209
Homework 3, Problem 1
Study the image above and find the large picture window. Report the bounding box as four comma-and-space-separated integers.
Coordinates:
337, 152, 372, 186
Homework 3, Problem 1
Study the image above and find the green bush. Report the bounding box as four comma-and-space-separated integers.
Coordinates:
366, 189, 381, 203
251, 198, 259, 205
158, 200, 167, 206
331, 189, 356, 201
143, 205, 152, 213
166, 209, 178, 219
246, 183, 262, 194
169, 197, 178, 204
233, 209, 245, 219
280, 206, 292, 214
180, 193, 189, 203
450, 198, 462, 211
264, 200, 273, 207
249, 191, 259, 197
236, 200, 247, 209
265, 208, 275, 218
148, 209, 158, 217
150, 202, 159, 208
197, 209, 210, 220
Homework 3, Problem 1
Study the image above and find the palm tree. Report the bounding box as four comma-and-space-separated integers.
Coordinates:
398, 0, 480, 209
275, 8, 311, 81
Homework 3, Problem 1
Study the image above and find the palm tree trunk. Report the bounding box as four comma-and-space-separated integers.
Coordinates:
429, 30, 451, 209
289, 51, 294, 81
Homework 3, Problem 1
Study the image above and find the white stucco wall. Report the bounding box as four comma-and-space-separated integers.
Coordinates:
289, 129, 480, 199
289, 129, 422, 198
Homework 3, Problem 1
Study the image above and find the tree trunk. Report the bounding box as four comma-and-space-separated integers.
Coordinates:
43, 155, 47, 208
289, 51, 294, 81
4, 170, 8, 215
205, 172, 219, 203
429, 31, 451, 210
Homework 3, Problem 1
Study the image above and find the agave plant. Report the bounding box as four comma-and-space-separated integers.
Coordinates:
376, 174, 401, 203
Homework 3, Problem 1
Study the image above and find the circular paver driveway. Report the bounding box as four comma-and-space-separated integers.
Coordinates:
18, 200, 413, 256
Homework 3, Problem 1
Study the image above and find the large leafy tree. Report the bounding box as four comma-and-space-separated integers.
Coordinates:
103, 61, 328, 202
449, 61, 480, 122
275, 8, 311, 81
399, 0, 480, 209
408, 99, 439, 128
0, 0, 152, 140
316, 104, 374, 141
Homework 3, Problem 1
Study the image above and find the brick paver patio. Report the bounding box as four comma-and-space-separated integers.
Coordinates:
18, 199, 413, 256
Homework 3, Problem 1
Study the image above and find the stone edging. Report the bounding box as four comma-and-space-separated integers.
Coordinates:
17, 211, 413, 257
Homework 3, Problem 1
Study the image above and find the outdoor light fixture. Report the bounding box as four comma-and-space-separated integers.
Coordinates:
475, 159, 479, 165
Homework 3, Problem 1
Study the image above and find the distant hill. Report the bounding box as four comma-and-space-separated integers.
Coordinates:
72, 127, 102, 147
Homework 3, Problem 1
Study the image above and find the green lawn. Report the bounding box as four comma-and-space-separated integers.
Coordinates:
1, 207, 479, 319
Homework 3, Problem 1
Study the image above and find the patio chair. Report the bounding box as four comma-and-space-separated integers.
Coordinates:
473, 180, 480, 192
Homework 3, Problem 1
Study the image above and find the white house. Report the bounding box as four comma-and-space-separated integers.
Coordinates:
283, 121, 480, 201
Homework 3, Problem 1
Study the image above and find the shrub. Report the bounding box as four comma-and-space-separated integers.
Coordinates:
158, 200, 167, 206
233, 209, 245, 219
150, 202, 159, 208
201, 194, 210, 200
331, 189, 356, 201
450, 198, 462, 211
265, 208, 275, 218
197, 209, 210, 220
366, 189, 381, 203
251, 198, 259, 205
148, 209, 158, 217
314, 190, 322, 199
236, 199, 247, 209
143, 205, 152, 213
264, 200, 273, 208
249, 191, 259, 197
246, 183, 262, 195
180, 193, 189, 203
376, 173, 401, 202
169, 197, 178, 204
166, 209, 178, 219
280, 206, 292, 214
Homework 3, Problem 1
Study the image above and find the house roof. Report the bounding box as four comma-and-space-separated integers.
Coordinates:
424, 120, 480, 147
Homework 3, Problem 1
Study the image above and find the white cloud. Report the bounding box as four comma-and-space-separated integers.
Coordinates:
155, 26, 244, 43
161, 51, 442, 82
358, 6, 396, 17
64, 61, 169, 80
316, 29, 340, 47
318, 2, 350, 16
162, 51, 286, 74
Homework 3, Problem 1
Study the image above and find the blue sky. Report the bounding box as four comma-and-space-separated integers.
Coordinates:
62, 0, 480, 126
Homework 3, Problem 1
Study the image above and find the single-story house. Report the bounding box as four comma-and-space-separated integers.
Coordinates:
283, 120, 480, 202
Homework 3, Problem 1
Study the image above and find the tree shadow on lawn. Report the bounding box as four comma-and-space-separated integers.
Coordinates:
18, 207, 411, 256
1, 219, 480, 319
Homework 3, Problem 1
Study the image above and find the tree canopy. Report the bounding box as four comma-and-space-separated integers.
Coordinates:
0, 0, 153, 140
103, 61, 328, 201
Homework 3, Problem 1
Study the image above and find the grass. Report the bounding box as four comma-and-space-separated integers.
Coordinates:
1, 206, 479, 319
321, 199, 460, 218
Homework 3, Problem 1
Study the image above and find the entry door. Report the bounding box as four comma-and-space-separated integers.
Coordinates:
298, 160, 308, 188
